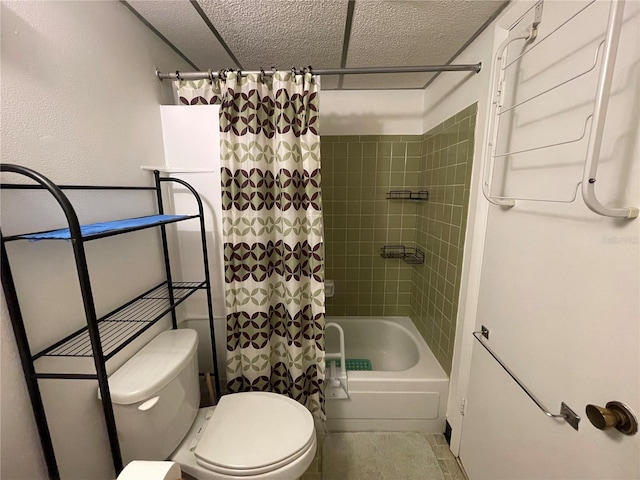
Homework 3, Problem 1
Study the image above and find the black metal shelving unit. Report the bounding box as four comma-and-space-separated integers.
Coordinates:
0, 164, 220, 480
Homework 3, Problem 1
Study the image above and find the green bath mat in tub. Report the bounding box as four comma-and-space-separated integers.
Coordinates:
326, 358, 372, 371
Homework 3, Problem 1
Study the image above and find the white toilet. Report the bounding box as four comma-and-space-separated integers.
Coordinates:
104, 329, 317, 479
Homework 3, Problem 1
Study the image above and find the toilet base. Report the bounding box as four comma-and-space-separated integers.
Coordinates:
170, 407, 317, 480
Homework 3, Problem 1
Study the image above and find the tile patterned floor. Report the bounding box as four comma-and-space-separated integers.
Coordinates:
425, 434, 467, 480
302, 432, 467, 480
186, 431, 465, 480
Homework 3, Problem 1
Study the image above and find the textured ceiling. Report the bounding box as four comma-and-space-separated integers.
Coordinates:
124, 0, 508, 90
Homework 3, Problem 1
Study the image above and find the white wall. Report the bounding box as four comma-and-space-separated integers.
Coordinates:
419, 14, 498, 455
321, 89, 425, 135
0, 1, 190, 479
158, 105, 228, 384
422, 32, 494, 134
446, 0, 639, 478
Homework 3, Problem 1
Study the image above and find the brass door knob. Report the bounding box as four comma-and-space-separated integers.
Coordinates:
585, 401, 638, 435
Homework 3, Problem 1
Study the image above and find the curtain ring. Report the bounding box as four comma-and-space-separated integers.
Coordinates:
175, 70, 182, 81
207, 68, 214, 84
291, 67, 298, 76
259, 68, 266, 83
218, 69, 227, 81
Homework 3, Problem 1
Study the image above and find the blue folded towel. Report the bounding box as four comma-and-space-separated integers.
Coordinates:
21, 214, 188, 240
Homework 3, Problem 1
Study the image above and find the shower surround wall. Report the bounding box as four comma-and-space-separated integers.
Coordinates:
322, 135, 423, 317
411, 104, 476, 373
322, 104, 476, 373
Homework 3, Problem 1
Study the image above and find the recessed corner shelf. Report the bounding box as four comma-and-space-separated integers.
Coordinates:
380, 245, 425, 265
386, 190, 429, 201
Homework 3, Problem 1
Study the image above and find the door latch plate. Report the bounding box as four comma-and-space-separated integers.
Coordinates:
561, 402, 581, 431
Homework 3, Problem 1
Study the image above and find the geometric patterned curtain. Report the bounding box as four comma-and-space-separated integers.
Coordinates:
212, 71, 325, 419
175, 78, 222, 105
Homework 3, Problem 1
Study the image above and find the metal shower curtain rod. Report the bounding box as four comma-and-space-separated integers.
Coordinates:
156, 63, 482, 81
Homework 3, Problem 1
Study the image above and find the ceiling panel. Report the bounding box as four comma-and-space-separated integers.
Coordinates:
197, 0, 348, 71
342, 0, 503, 89
125, 0, 506, 90
319, 76, 341, 90
126, 0, 236, 71
340, 72, 435, 90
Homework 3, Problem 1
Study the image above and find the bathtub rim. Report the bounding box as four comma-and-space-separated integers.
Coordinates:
324, 316, 449, 382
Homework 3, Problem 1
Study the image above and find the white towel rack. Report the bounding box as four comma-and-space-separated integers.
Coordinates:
473, 328, 581, 430
482, 0, 638, 219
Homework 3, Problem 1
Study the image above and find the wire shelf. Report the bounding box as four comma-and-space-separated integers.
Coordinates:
380, 245, 425, 265
380, 245, 407, 259
403, 248, 426, 264
386, 190, 429, 201
34, 281, 205, 361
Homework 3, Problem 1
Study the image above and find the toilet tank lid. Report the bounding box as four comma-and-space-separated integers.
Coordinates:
101, 329, 198, 405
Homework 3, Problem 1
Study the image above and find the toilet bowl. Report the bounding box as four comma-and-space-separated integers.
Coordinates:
105, 330, 317, 480
116, 461, 182, 480
170, 395, 317, 479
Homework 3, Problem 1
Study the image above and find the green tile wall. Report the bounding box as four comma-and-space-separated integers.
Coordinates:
322, 135, 423, 316
321, 103, 476, 374
410, 103, 477, 373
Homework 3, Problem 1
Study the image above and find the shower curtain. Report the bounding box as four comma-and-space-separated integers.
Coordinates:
176, 72, 325, 418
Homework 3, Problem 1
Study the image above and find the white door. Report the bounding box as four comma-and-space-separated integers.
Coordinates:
458, 1, 640, 478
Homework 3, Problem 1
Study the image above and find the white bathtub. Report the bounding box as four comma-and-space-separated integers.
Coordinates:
324, 316, 449, 433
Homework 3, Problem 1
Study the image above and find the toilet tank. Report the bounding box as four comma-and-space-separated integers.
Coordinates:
101, 329, 200, 464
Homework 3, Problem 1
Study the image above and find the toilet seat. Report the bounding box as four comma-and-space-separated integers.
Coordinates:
194, 392, 316, 476
196, 435, 316, 477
